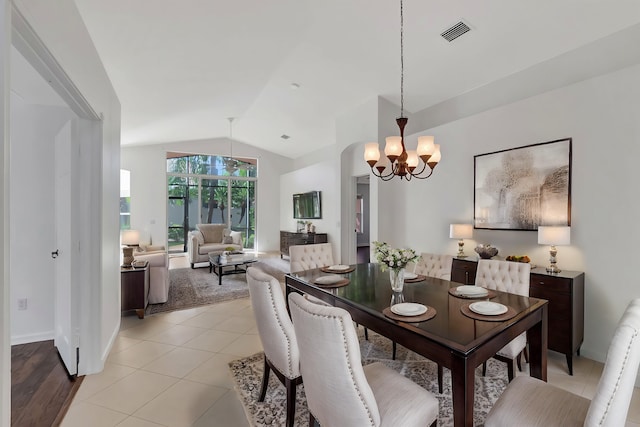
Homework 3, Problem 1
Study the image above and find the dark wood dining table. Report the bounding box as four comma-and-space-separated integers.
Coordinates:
285, 263, 548, 427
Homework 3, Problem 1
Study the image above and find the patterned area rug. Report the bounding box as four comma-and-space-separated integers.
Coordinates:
229, 332, 508, 427
147, 259, 289, 314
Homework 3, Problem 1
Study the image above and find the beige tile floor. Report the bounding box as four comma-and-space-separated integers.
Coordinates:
62, 254, 640, 427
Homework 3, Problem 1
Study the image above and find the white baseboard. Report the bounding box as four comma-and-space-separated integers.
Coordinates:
11, 330, 54, 346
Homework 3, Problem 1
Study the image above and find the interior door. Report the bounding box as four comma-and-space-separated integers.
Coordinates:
54, 120, 77, 376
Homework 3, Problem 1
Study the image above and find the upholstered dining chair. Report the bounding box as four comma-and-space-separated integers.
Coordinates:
288, 292, 439, 427
485, 298, 640, 427
475, 259, 531, 381
288, 243, 334, 273
414, 253, 454, 280
246, 267, 302, 427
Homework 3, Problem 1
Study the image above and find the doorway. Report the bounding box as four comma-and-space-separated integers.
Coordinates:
356, 175, 370, 263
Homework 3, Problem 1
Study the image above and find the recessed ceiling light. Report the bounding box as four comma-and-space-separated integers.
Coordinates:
290, 83, 300, 90
281, 134, 291, 140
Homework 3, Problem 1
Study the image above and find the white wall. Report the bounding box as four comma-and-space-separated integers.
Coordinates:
4, 0, 122, 387
122, 138, 291, 253
9, 98, 75, 344
331, 63, 640, 370
280, 159, 341, 260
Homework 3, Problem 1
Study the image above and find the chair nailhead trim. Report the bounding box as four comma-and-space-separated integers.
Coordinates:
598, 328, 638, 426
264, 278, 296, 378
293, 300, 376, 426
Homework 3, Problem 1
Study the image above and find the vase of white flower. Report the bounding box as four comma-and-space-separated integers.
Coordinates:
373, 241, 419, 292
389, 267, 405, 292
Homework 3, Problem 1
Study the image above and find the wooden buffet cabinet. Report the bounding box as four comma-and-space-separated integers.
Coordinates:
280, 231, 328, 258
451, 257, 585, 375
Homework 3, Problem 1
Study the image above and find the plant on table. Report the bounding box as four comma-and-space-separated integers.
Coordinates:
373, 241, 419, 292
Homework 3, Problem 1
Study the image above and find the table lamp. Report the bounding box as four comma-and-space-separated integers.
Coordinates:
121, 229, 140, 267
450, 224, 473, 258
538, 226, 570, 273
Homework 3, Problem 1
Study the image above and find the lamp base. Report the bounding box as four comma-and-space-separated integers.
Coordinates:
122, 246, 134, 268
456, 240, 466, 258
546, 264, 561, 274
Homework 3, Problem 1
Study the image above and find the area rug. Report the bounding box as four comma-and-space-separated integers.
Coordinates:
229, 332, 508, 427
147, 258, 290, 315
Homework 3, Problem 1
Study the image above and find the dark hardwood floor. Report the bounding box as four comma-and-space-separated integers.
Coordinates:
11, 340, 83, 427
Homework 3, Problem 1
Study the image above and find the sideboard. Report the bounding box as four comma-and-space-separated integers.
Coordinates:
280, 231, 328, 258
451, 257, 585, 375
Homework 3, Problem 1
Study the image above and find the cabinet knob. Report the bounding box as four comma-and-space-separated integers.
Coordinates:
539, 281, 544, 285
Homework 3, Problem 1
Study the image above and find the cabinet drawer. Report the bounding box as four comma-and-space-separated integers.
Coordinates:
530, 274, 571, 294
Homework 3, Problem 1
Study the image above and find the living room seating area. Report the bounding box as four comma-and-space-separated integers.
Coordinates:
187, 223, 243, 268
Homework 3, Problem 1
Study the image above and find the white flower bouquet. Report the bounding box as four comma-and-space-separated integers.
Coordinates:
373, 241, 419, 271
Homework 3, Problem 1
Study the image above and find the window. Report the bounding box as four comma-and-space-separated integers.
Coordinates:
120, 169, 131, 230
166, 153, 257, 252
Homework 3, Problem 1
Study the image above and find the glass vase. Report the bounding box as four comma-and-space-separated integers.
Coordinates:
389, 267, 405, 292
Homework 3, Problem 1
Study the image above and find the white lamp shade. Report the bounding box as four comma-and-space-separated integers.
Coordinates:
538, 226, 570, 245
364, 142, 380, 162
417, 136, 435, 156
121, 229, 140, 246
384, 136, 403, 157
429, 144, 441, 163
450, 223, 473, 239
406, 150, 419, 168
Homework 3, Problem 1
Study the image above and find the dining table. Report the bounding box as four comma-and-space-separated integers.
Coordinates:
285, 263, 548, 427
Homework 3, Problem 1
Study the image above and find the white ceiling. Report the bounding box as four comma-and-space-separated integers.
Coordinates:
72, 0, 640, 159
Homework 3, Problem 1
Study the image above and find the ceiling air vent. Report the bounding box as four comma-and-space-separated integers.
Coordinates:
441, 21, 471, 42
280, 134, 291, 140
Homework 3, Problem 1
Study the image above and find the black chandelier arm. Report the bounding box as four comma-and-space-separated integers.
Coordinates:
407, 166, 436, 180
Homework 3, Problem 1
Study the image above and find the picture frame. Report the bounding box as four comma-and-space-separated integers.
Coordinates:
474, 138, 572, 231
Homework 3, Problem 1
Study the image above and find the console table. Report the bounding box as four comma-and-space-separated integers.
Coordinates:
451, 257, 584, 375
280, 231, 328, 258
121, 262, 150, 319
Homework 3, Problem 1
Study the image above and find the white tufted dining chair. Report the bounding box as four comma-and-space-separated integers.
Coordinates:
485, 298, 640, 427
476, 259, 531, 381
415, 253, 454, 280
289, 243, 334, 273
246, 267, 302, 427
288, 292, 439, 427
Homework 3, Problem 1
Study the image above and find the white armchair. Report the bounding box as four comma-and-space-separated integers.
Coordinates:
415, 252, 453, 280
288, 293, 439, 427
288, 243, 334, 272
187, 223, 242, 268
133, 250, 169, 304
476, 259, 531, 381
246, 267, 301, 427
485, 298, 640, 427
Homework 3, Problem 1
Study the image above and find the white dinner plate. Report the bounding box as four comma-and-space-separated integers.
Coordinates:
314, 275, 344, 285
469, 301, 508, 316
456, 285, 488, 297
328, 264, 350, 271
404, 272, 418, 280
390, 303, 427, 316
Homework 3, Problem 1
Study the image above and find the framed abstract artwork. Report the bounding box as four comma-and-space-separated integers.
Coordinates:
474, 138, 572, 231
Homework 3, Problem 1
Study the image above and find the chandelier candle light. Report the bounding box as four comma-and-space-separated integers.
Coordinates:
373, 241, 419, 292
364, 0, 442, 181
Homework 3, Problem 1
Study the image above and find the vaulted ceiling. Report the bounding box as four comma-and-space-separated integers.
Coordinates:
73, 0, 640, 158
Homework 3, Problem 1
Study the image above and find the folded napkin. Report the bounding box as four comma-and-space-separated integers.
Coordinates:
315, 275, 344, 285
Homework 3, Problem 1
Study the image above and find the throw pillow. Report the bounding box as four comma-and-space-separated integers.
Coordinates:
197, 224, 225, 243
222, 236, 234, 244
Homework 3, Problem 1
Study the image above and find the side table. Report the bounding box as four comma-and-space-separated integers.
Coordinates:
121, 262, 150, 319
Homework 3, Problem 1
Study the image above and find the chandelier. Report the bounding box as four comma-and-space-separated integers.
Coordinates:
363, 0, 441, 181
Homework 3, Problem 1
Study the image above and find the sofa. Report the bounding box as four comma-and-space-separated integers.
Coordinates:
133, 246, 170, 304
187, 223, 243, 268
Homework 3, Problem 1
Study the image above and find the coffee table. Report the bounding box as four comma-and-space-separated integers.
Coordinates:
208, 252, 258, 286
